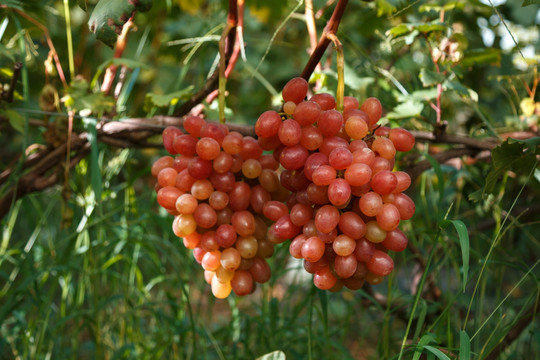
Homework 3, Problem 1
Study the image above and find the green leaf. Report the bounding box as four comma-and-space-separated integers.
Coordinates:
461, 48, 501, 67
483, 138, 539, 197
444, 80, 478, 102
256, 350, 286, 360
143, 87, 194, 111
522, 0, 540, 6
423, 345, 451, 360
386, 100, 424, 119
88, 0, 153, 47
419, 69, 446, 87
375, 0, 396, 16
2, 109, 25, 133
83, 118, 102, 202
419, 2, 464, 12
439, 219, 469, 292
459, 331, 471, 360
413, 333, 437, 360
62, 78, 115, 115
0, 0, 23, 10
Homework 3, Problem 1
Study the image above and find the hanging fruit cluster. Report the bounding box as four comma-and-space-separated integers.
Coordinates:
152, 77, 416, 297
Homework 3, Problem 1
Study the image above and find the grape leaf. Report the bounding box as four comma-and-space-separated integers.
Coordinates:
88, 0, 153, 47
386, 100, 424, 119
482, 138, 539, 198
419, 69, 446, 87
143, 87, 194, 112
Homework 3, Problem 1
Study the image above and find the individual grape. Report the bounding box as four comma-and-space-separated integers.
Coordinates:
359, 192, 383, 217
183, 232, 201, 249
354, 237, 375, 262
300, 125, 324, 151
327, 178, 351, 207
175, 169, 197, 192
344, 163, 371, 187
242, 158, 262, 179
374, 126, 390, 137
240, 136, 263, 160
255, 110, 282, 138
370, 170, 397, 195
215, 266, 235, 283
333, 234, 356, 256
216, 224, 237, 248
376, 203, 400, 231
157, 167, 178, 188
157, 186, 183, 210
343, 96, 359, 112
162, 126, 183, 154
313, 266, 338, 290
389, 127, 415, 152
365, 221, 387, 243
262, 201, 289, 221
393, 171, 412, 193
235, 235, 258, 259
196, 137, 221, 160
212, 152, 233, 173
315, 205, 340, 234
231, 210, 256, 237
176, 193, 198, 214
334, 254, 358, 278
302, 220, 318, 237
319, 136, 349, 157
289, 203, 313, 226
278, 119, 302, 146
310, 93, 336, 110
258, 135, 282, 151
301, 236, 325, 262
372, 137, 396, 161
151, 156, 174, 177
392, 193, 415, 220
328, 147, 353, 170
238, 257, 254, 271
211, 273, 232, 299
351, 183, 371, 197
228, 182, 251, 211
249, 257, 271, 283
303, 257, 330, 274
349, 139, 368, 153
209, 171, 235, 192
345, 115, 369, 139
194, 203, 217, 228
366, 250, 394, 276
273, 214, 301, 240
230, 154, 243, 173
279, 144, 309, 170
188, 157, 213, 179
312, 165, 337, 186
257, 239, 275, 258
191, 179, 214, 200
173, 134, 198, 156
338, 211, 367, 239
222, 131, 244, 154
282, 77, 308, 104
283, 101, 297, 115
306, 183, 329, 205
317, 110, 343, 137
370, 157, 392, 175
209, 191, 229, 210
360, 97, 382, 127
183, 115, 206, 137
220, 247, 242, 271
250, 185, 271, 214
192, 247, 206, 264
342, 276, 365, 290
201, 250, 221, 271
231, 270, 254, 296
293, 101, 321, 126
172, 213, 197, 237
352, 148, 375, 167
200, 123, 226, 145
259, 154, 280, 170
381, 228, 408, 252
317, 228, 337, 244
259, 168, 280, 192
216, 207, 233, 226
365, 272, 384, 285
289, 234, 308, 258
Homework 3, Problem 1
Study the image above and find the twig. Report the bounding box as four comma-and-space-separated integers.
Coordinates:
300, 0, 349, 80
101, 18, 134, 95
2, 62, 22, 103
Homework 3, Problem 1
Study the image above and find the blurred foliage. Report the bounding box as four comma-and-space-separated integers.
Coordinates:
0, 0, 539, 359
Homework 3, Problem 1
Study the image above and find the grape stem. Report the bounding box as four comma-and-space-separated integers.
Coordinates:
101, 17, 134, 95
300, 0, 349, 81
326, 33, 344, 112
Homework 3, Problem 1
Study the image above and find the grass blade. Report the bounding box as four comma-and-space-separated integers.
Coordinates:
459, 330, 471, 360
439, 219, 469, 292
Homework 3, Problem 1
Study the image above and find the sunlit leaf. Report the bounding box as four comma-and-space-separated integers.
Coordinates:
419, 68, 445, 87
386, 100, 424, 119
461, 48, 501, 67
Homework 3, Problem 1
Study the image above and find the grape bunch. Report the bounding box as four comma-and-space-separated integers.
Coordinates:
151, 116, 289, 298
255, 77, 416, 291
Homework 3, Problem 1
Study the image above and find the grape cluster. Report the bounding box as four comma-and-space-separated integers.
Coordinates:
152, 116, 289, 298
255, 77, 416, 291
